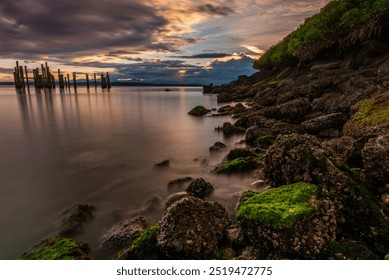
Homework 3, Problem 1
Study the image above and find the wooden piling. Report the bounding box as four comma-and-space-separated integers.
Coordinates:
106, 72, 111, 89
24, 66, 30, 92
86, 73, 90, 90
94, 73, 97, 89
73, 72, 77, 90
67, 73, 70, 90
101, 74, 107, 89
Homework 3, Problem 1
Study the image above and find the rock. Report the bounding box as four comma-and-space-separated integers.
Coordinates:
302, 113, 346, 135
164, 88, 172, 92
154, 160, 170, 168
263, 98, 311, 121
217, 93, 233, 103
264, 134, 330, 187
164, 192, 189, 209
22, 237, 89, 260
310, 60, 341, 71
209, 142, 227, 153
188, 106, 211, 116
215, 157, 260, 174
226, 148, 255, 161
100, 216, 147, 251
59, 204, 95, 237
157, 197, 231, 259
324, 240, 380, 260
222, 122, 234, 136
234, 116, 250, 129
236, 183, 336, 258
362, 135, 389, 188
117, 225, 162, 260
167, 177, 193, 190
218, 105, 233, 113
185, 178, 214, 199
245, 126, 272, 146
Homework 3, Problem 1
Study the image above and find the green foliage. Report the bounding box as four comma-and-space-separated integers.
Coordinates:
236, 182, 319, 229
215, 157, 260, 174
254, 0, 389, 68
22, 237, 88, 260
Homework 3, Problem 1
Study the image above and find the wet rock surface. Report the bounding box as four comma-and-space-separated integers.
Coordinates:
185, 178, 214, 199
157, 197, 231, 259
59, 204, 95, 237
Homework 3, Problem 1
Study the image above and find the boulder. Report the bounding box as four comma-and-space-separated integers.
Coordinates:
185, 178, 214, 199
59, 204, 95, 237
215, 157, 260, 174
362, 135, 389, 188
154, 160, 170, 168
116, 225, 162, 260
164, 192, 190, 209
157, 197, 231, 259
226, 148, 255, 161
167, 177, 193, 190
188, 106, 211, 116
236, 183, 336, 258
209, 142, 227, 153
263, 98, 311, 121
100, 216, 147, 251
302, 113, 346, 135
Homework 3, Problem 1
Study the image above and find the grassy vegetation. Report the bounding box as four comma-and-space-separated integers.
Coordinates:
254, 0, 389, 68
22, 237, 88, 260
236, 182, 319, 229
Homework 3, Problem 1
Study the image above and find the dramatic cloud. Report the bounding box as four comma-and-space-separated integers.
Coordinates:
173, 53, 231, 59
0, 0, 331, 84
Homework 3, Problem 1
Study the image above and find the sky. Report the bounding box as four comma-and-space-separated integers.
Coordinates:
0, 0, 330, 85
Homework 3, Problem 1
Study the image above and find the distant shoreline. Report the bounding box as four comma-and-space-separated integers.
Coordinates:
0, 82, 206, 87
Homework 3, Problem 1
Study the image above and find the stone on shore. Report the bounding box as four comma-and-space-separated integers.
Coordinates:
100, 216, 147, 251
185, 178, 214, 199
157, 197, 231, 259
59, 204, 95, 237
209, 142, 227, 153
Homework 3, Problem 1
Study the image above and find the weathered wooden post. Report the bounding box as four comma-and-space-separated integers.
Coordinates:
45, 62, 52, 89
73, 72, 77, 90
101, 74, 107, 89
106, 72, 111, 89
67, 73, 71, 90
24, 66, 30, 92
86, 73, 90, 90
94, 73, 97, 89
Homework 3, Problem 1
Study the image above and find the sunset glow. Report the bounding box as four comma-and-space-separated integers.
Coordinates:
0, 0, 330, 84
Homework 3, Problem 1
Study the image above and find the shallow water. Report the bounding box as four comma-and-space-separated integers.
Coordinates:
0, 86, 263, 259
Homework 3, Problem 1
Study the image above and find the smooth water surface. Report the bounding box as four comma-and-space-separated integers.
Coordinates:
0, 86, 261, 259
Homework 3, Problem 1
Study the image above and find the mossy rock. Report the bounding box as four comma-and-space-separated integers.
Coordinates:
237, 183, 319, 229
323, 240, 379, 260
215, 157, 260, 174
237, 182, 337, 258
59, 204, 95, 237
217, 93, 233, 103
227, 148, 255, 161
255, 135, 275, 148
22, 237, 89, 260
116, 225, 161, 260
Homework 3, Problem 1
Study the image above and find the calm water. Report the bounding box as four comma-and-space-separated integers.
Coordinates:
0, 86, 260, 259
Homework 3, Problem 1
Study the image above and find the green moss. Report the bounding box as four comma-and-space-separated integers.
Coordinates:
385, 255, 389, 260
22, 237, 89, 260
325, 240, 378, 260
116, 225, 159, 260
353, 97, 389, 126
215, 157, 260, 174
237, 182, 319, 229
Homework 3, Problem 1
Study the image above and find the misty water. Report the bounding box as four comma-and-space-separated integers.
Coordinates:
0, 86, 262, 259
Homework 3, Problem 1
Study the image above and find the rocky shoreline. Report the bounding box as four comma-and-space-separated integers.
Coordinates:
22, 45, 389, 259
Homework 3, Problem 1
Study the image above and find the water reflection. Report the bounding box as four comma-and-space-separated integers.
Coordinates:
0, 86, 260, 259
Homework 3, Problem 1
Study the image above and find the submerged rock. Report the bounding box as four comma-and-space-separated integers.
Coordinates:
167, 177, 193, 192
154, 160, 170, 168
164, 192, 189, 209
59, 204, 95, 237
185, 178, 214, 199
157, 196, 231, 259
100, 216, 147, 251
209, 142, 227, 153
188, 106, 211, 116
22, 237, 89, 260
